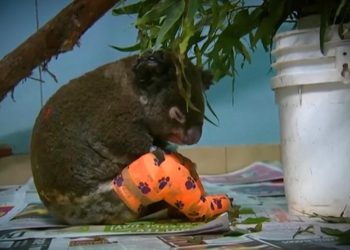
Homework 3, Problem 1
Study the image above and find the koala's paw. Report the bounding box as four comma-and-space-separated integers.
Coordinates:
150, 146, 165, 166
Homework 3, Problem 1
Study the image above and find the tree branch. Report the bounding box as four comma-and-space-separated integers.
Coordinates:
0, 0, 120, 102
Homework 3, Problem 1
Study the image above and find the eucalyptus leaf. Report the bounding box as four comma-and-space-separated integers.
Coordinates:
113, 2, 142, 15
318, 215, 350, 223
207, 0, 219, 37
112, 0, 350, 83
252, 0, 286, 50
239, 208, 256, 215
194, 45, 202, 67
171, 53, 199, 113
155, 0, 185, 47
240, 217, 270, 224
204, 92, 219, 127
253, 222, 263, 232
321, 227, 350, 245
186, 0, 200, 18
338, 24, 345, 39
224, 223, 263, 237
292, 225, 314, 239
232, 9, 253, 38
321, 227, 346, 236
228, 205, 241, 221
204, 115, 219, 127
224, 228, 250, 237
319, 0, 331, 54
333, 0, 347, 24
187, 32, 206, 53
179, 18, 195, 54
109, 43, 140, 52
136, 0, 174, 26
233, 40, 251, 67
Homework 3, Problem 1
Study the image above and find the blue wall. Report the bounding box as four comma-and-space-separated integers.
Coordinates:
0, 0, 280, 154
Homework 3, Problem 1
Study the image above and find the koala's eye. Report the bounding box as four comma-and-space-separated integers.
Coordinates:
169, 106, 186, 124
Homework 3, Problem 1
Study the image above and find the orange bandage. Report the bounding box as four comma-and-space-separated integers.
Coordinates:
112, 152, 232, 221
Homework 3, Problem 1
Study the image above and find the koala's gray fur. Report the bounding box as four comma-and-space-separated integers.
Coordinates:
30, 50, 212, 225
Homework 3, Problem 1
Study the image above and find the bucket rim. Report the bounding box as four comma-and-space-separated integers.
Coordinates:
273, 24, 350, 42
273, 27, 320, 41
271, 69, 343, 89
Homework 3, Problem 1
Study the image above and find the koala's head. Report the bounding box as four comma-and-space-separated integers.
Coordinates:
132, 50, 213, 145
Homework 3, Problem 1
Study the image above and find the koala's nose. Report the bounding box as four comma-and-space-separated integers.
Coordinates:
184, 125, 202, 145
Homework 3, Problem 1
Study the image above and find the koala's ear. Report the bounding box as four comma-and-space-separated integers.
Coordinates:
132, 50, 172, 89
201, 70, 214, 90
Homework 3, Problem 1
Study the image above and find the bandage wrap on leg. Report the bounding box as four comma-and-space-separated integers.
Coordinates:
112, 152, 232, 220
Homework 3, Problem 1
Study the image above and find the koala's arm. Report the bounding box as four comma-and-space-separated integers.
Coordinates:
86, 122, 154, 167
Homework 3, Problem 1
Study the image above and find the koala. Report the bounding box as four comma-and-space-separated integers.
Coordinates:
30, 50, 213, 225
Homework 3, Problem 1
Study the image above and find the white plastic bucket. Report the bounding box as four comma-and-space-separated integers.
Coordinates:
272, 25, 350, 217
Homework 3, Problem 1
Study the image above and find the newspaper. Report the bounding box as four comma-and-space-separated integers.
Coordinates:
0, 179, 229, 238
200, 161, 285, 207
200, 161, 283, 184
0, 161, 349, 250
0, 180, 64, 231
0, 212, 229, 240
0, 236, 172, 250
0, 235, 257, 250
0, 233, 347, 250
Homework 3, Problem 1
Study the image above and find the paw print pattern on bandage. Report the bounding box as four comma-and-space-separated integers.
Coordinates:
174, 200, 184, 210
158, 176, 170, 190
153, 158, 159, 166
185, 176, 196, 190
210, 201, 215, 210
213, 198, 223, 209
138, 182, 151, 194
113, 174, 124, 187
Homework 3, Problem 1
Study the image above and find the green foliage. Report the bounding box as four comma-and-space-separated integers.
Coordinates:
312, 210, 350, 223
240, 216, 270, 224
292, 225, 314, 239
112, 0, 350, 81
112, 0, 256, 81
321, 227, 350, 245
223, 227, 249, 236
238, 207, 256, 215
223, 222, 263, 237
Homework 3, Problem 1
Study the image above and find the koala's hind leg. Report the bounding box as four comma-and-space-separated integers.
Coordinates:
43, 182, 138, 225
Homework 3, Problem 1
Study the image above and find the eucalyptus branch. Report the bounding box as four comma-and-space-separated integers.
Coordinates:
0, 0, 119, 102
